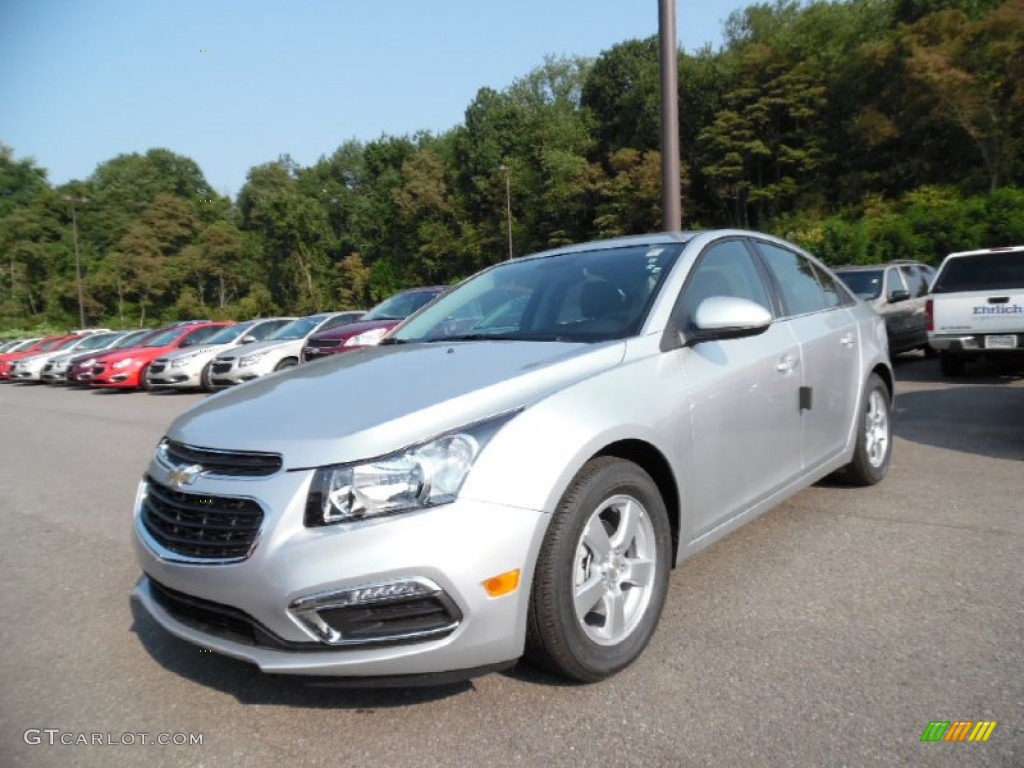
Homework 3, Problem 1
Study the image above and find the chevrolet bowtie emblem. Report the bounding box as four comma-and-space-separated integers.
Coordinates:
168, 463, 203, 488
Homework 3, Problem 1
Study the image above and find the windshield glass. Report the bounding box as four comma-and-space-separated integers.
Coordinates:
268, 315, 327, 341
393, 244, 683, 344
144, 328, 184, 347
70, 333, 117, 351
835, 270, 883, 300
932, 252, 1024, 293
363, 290, 441, 321
205, 322, 252, 345
113, 330, 153, 348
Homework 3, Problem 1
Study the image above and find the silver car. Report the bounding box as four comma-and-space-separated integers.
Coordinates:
208, 312, 364, 386
133, 231, 894, 684
146, 318, 295, 391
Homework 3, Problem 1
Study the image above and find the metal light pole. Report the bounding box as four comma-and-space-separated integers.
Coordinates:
499, 163, 513, 260
659, 0, 682, 231
61, 195, 88, 327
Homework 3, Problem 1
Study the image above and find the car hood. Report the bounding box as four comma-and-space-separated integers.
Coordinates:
169, 340, 625, 468
308, 318, 398, 342
215, 338, 302, 359
159, 341, 236, 362
98, 347, 167, 364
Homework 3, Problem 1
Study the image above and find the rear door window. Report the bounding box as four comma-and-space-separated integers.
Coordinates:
756, 242, 834, 317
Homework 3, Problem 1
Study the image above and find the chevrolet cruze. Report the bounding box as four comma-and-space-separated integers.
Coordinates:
133, 231, 894, 684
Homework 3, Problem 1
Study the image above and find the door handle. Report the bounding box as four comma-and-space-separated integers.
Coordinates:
840, 333, 855, 348
776, 354, 798, 373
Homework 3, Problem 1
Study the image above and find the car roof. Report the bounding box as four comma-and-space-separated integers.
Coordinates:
944, 245, 1024, 259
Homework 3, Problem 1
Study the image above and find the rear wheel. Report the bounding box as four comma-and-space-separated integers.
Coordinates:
939, 352, 965, 377
525, 457, 671, 682
839, 373, 892, 486
274, 358, 297, 372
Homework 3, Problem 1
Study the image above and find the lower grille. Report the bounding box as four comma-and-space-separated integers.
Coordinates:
308, 338, 342, 349
147, 578, 318, 650
140, 477, 263, 560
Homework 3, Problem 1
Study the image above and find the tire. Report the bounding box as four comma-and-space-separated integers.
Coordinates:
139, 365, 153, 392
939, 352, 965, 377
525, 457, 671, 682
838, 373, 892, 486
274, 358, 297, 372
923, 344, 937, 359
200, 362, 214, 392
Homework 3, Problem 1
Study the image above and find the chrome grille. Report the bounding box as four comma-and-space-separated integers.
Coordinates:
211, 361, 233, 374
141, 477, 263, 560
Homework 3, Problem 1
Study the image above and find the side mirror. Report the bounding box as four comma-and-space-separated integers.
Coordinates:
888, 289, 911, 303
663, 296, 773, 350
240, 335, 257, 344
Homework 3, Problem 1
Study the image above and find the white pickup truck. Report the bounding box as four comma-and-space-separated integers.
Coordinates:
926, 246, 1024, 376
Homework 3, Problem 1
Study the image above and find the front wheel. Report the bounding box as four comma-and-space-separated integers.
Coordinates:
200, 362, 214, 392
838, 373, 892, 486
525, 457, 671, 682
274, 358, 297, 372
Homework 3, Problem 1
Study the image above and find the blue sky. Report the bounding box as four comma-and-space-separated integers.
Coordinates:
2, 0, 752, 198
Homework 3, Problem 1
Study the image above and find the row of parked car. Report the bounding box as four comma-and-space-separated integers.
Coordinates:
0, 286, 447, 391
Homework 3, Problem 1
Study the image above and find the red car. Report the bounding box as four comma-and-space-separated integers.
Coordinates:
301, 286, 446, 362
0, 334, 80, 380
89, 322, 232, 390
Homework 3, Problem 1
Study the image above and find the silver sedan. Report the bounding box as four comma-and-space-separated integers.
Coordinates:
132, 230, 893, 684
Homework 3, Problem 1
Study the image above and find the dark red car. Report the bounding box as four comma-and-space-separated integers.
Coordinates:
301, 286, 446, 362
89, 322, 232, 390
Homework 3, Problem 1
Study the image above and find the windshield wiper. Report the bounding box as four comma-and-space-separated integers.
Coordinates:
378, 337, 408, 345
423, 333, 573, 343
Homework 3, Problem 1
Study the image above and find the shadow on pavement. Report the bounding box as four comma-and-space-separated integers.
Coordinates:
892, 353, 1024, 384
129, 599, 474, 707
893, 365, 1024, 461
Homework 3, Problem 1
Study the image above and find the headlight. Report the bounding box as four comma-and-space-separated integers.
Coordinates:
171, 353, 200, 368
305, 411, 520, 526
239, 350, 268, 367
344, 327, 389, 347
112, 358, 135, 369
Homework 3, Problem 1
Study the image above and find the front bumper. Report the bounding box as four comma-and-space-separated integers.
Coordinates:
132, 471, 548, 677
147, 363, 204, 389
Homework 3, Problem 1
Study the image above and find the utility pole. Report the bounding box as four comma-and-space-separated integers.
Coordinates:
659, 0, 682, 231
499, 163, 513, 260
62, 195, 89, 327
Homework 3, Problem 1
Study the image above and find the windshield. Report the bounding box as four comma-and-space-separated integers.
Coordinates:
932, 252, 1024, 293
835, 270, 883, 300
70, 333, 117, 351
268, 315, 328, 341
393, 244, 683, 344
205, 322, 252, 345
144, 327, 185, 347
113, 330, 153, 348
363, 290, 442, 321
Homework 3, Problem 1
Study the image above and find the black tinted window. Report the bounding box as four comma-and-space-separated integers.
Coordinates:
900, 265, 928, 298
677, 240, 772, 326
933, 252, 1024, 293
757, 242, 832, 316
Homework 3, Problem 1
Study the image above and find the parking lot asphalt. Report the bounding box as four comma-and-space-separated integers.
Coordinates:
0, 357, 1021, 767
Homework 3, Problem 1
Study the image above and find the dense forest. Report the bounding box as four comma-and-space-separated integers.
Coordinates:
2, 0, 1023, 332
